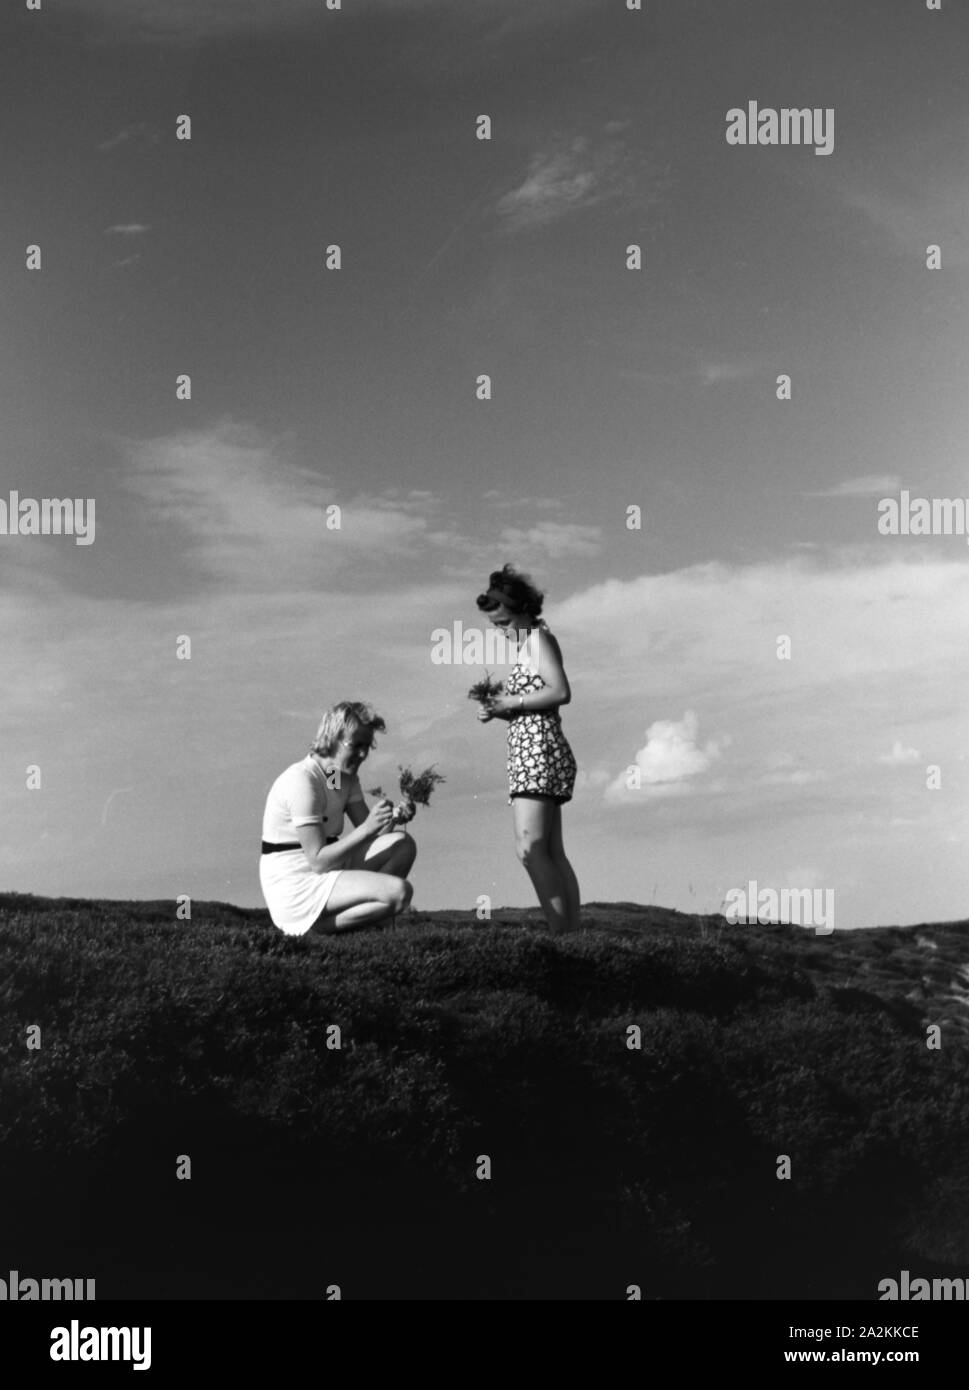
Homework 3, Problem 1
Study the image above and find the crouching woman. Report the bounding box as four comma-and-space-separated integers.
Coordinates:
259, 701, 417, 936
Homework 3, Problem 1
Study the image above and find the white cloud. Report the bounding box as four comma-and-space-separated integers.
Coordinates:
605, 710, 725, 802
114, 420, 467, 587
497, 144, 599, 233
495, 132, 661, 235
3, 487, 967, 925
484, 492, 563, 513
758, 753, 826, 786
878, 740, 921, 766
841, 181, 969, 267
98, 124, 158, 152
497, 520, 601, 559
105, 223, 150, 236
809, 475, 902, 498
787, 126, 969, 269
622, 356, 767, 388
551, 557, 969, 703
759, 768, 827, 786
574, 768, 611, 792
696, 360, 763, 385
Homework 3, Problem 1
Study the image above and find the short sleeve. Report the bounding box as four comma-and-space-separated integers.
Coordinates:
288, 765, 325, 828
346, 773, 365, 806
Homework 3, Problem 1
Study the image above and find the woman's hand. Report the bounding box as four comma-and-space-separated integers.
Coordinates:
364, 799, 395, 836
392, 796, 417, 824
488, 695, 518, 716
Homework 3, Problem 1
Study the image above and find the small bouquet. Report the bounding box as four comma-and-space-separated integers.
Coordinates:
369, 764, 445, 824
468, 671, 505, 712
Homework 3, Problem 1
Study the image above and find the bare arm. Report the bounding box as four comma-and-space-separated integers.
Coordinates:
530, 629, 570, 708
488, 630, 570, 716
296, 801, 393, 873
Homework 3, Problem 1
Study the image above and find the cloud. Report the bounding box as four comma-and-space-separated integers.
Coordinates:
553, 557, 969, 704
878, 740, 921, 766
759, 768, 827, 786
495, 132, 654, 235
63, 0, 569, 48
3, 535, 967, 926
105, 224, 150, 236
696, 360, 764, 386
64, 0, 333, 45
786, 123, 969, 269
482, 0, 595, 45
97, 124, 158, 152
621, 356, 767, 388
808, 475, 902, 498
114, 420, 467, 589
605, 710, 725, 802
496, 520, 601, 560
840, 181, 969, 267
574, 768, 611, 792
547, 554, 968, 840
758, 754, 826, 786
496, 142, 599, 233
484, 492, 563, 513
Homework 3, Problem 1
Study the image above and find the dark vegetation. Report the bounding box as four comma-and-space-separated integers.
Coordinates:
1, 893, 967, 1299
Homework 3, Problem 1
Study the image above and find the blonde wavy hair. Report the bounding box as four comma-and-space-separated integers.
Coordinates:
310, 701, 387, 757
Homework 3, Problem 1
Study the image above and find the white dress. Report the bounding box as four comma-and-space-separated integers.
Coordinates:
259, 755, 365, 935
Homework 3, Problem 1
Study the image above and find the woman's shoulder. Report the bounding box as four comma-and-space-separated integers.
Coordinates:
532, 622, 562, 657
281, 755, 326, 789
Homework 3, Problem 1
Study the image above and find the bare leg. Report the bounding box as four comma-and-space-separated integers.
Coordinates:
309, 869, 412, 935
314, 901, 397, 932
512, 797, 570, 934
548, 803, 581, 933
352, 829, 417, 878
348, 830, 417, 914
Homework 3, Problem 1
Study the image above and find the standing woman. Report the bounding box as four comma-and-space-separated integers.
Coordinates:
260, 701, 417, 936
475, 564, 581, 933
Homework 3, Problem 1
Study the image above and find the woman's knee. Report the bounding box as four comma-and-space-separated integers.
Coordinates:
368, 829, 416, 870
515, 833, 549, 867
394, 830, 417, 864
386, 875, 412, 913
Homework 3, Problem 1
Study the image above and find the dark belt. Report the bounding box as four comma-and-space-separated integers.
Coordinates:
261, 837, 338, 854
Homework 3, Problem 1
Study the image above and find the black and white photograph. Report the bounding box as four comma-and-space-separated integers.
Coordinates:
1, 0, 967, 1359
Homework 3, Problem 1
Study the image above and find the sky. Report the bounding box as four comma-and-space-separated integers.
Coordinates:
1, 0, 967, 929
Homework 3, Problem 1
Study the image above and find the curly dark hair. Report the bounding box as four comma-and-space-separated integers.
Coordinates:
476, 563, 544, 619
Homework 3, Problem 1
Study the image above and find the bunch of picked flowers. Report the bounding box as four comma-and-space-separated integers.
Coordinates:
369, 765, 445, 824
467, 672, 505, 712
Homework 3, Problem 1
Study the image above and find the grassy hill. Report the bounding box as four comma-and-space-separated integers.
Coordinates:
1, 892, 967, 1300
